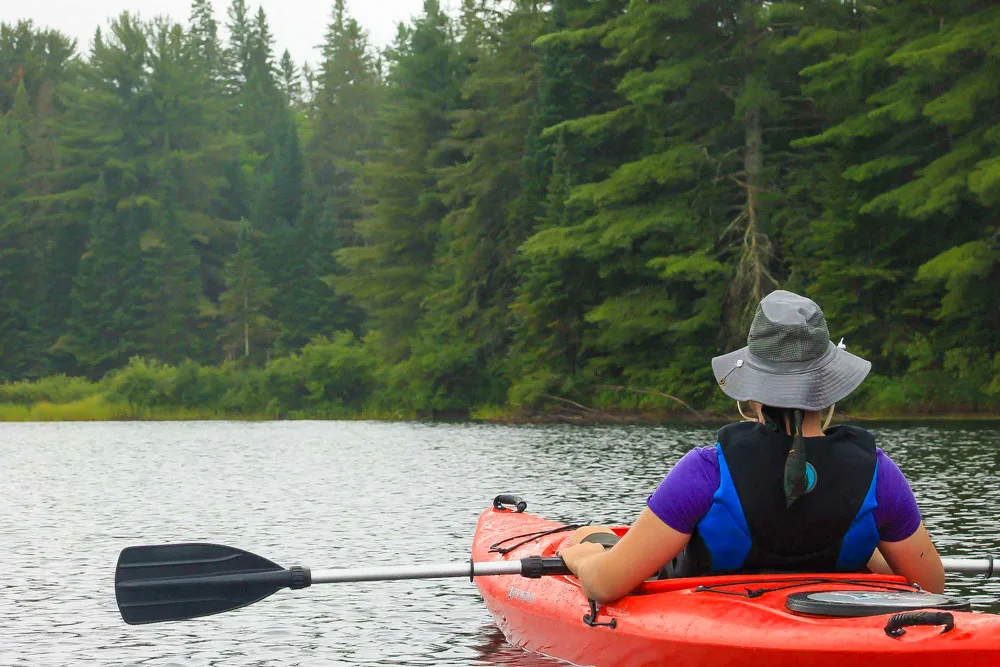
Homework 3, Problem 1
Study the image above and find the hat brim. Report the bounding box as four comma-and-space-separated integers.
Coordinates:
711, 342, 871, 411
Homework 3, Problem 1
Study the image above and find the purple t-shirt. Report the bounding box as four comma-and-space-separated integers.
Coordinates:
647, 446, 921, 542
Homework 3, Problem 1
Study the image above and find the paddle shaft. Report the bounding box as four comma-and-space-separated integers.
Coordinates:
307, 557, 996, 584
312, 560, 526, 584
942, 557, 995, 577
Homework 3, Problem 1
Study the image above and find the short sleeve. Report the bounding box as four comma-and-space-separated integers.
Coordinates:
874, 449, 922, 543
646, 447, 719, 534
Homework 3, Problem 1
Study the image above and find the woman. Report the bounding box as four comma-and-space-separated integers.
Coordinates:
559, 290, 944, 602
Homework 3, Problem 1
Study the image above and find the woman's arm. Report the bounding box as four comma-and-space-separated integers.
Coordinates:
878, 522, 945, 593
559, 508, 691, 603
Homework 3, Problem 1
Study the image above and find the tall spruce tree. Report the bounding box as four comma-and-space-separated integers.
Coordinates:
406, 0, 548, 409
335, 0, 463, 363
0, 87, 32, 378
307, 0, 380, 241
505, 0, 626, 404
188, 0, 222, 83
219, 226, 277, 360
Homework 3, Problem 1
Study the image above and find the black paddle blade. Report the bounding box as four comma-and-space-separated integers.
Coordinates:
115, 543, 290, 625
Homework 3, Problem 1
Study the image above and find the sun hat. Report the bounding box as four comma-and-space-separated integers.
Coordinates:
711, 290, 871, 411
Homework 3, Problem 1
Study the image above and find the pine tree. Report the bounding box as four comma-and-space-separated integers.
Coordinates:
219, 227, 277, 360
0, 90, 31, 378
413, 0, 548, 408
278, 50, 301, 104
64, 176, 152, 377
505, 0, 625, 403
0, 23, 76, 377
222, 0, 253, 98
335, 0, 463, 363
307, 0, 380, 242
188, 0, 222, 82
143, 201, 205, 364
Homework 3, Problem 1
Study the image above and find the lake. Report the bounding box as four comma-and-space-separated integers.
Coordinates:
3, 420, 998, 665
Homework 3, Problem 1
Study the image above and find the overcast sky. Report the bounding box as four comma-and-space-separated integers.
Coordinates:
2, 1, 448, 65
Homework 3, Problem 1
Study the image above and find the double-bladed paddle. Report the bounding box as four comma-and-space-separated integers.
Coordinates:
114, 542, 997, 626
114, 542, 571, 625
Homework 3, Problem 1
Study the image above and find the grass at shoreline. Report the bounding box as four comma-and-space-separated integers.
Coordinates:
2, 400, 996, 424
0, 399, 418, 423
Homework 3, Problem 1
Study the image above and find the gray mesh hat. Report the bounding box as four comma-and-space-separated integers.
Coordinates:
711, 290, 871, 411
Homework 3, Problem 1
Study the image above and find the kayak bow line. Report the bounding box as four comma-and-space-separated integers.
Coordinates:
114, 543, 995, 625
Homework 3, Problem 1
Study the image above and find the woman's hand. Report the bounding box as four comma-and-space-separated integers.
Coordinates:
558, 541, 606, 576
559, 509, 692, 603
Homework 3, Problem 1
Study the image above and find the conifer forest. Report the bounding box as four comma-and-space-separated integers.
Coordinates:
0, 0, 997, 419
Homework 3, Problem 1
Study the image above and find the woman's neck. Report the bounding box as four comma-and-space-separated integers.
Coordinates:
753, 403, 826, 436
801, 411, 825, 437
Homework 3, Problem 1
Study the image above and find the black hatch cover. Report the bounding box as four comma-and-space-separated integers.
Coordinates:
786, 590, 972, 617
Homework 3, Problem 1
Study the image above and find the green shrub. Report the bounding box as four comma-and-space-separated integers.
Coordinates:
106, 357, 177, 408
0, 375, 100, 405
264, 333, 376, 413
169, 360, 229, 408
219, 365, 270, 415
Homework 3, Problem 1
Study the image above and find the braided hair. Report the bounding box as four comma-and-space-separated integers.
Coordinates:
760, 405, 809, 507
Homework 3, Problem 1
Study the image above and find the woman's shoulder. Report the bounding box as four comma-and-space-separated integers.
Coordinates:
669, 446, 721, 482
679, 444, 720, 467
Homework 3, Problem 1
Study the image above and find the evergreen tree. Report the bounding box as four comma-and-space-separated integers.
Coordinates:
222, 0, 253, 97
219, 227, 277, 360
335, 0, 463, 363
413, 0, 548, 408
188, 0, 222, 82
278, 50, 301, 104
307, 0, 380, 242
64, 176, 152, 377
505, 0, 625, 403
0, 21, 75, 111
0, 91, 31, 378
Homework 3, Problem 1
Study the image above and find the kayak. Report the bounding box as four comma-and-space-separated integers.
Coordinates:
472, 502, 1000, 666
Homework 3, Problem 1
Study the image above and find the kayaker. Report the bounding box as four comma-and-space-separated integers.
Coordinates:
559, 290, 945, 602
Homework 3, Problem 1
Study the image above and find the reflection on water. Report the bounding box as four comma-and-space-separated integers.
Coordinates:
1, 420, 997, 665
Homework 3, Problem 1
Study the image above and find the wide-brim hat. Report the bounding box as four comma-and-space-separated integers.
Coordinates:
712, 290, 871, 411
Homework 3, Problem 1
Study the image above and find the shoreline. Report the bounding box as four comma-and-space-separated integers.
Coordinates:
0, 402, 997, 425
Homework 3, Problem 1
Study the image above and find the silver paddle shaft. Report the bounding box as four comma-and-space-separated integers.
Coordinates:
308, 556, 995, 584
943, 557, 996, 577
311, 560, 523, 584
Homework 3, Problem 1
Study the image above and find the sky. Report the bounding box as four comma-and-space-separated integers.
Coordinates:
1, 0, 445, 66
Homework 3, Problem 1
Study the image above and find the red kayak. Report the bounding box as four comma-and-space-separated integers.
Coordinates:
473, 503, 1000, 666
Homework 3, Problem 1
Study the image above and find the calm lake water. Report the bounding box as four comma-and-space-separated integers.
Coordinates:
2, 421, 998, 665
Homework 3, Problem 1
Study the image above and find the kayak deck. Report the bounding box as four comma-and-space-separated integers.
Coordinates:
472, 507, 1000, 667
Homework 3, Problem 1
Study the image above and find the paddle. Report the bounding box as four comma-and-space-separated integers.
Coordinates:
115, 544, 996, 626
114, 543, 570, 625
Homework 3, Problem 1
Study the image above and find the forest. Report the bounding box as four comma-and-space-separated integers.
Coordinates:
0, 0, 997, 420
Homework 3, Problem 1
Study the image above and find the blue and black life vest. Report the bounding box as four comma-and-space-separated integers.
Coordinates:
682, 421, 880, 575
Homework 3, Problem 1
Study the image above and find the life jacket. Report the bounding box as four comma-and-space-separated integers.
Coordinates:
680, 421, 880, 575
